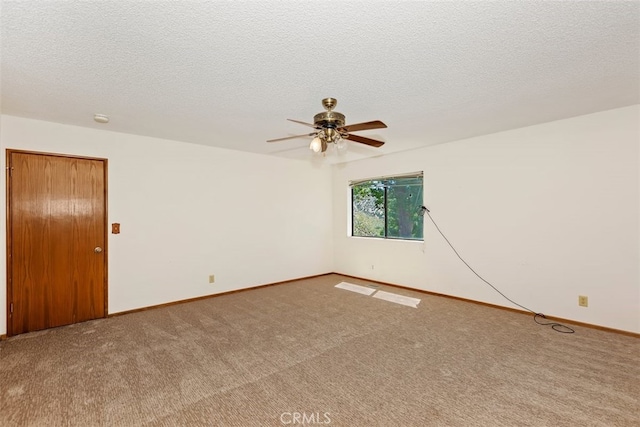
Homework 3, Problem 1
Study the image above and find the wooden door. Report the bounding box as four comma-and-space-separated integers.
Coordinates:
7, 151, 107, 336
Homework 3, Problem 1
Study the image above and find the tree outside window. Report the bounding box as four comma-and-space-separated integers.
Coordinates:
351, 174, 423, 240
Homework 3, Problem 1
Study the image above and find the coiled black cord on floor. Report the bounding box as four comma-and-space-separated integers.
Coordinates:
422, 207, 574, 334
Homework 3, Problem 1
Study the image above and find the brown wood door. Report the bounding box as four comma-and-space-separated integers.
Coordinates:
7, 151, 107, 336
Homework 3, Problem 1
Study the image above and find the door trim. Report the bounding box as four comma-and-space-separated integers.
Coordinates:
5, 149, 109, 336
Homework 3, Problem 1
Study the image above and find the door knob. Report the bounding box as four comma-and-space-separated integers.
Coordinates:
94, 247, 103, 253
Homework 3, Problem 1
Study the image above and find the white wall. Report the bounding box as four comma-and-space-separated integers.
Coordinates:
333, 105, 640, 333
0, 116, 334, 335
3, 106, 638, 336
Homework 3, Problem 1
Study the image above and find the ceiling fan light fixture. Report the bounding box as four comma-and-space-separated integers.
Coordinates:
310, 136, 322, 153
324, 128, 338, 143
268, 98, 387, 154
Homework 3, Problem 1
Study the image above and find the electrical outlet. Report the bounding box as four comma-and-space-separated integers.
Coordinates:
209, 274, 215, 284
578, 295, 588, 307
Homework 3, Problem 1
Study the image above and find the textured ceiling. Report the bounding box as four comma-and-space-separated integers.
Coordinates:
1, 1, 639, 163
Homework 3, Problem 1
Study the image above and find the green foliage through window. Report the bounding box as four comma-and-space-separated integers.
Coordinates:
351, 174, 423, 240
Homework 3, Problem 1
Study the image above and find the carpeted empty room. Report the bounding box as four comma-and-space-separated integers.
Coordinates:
2, 1, 640, 426
0, 274, 638, 426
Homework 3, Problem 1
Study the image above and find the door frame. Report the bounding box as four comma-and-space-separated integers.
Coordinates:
5, 149, 109, 336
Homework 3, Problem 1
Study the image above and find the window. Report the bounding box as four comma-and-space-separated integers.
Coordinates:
351, 173, 424, 240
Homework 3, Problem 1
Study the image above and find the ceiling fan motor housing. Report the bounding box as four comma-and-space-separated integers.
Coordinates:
313, 111, 345, 129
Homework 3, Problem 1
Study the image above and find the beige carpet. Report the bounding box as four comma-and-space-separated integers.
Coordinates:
0, 274, 638, 426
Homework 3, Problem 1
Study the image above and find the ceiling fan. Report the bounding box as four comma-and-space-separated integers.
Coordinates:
267, 98, 387, 153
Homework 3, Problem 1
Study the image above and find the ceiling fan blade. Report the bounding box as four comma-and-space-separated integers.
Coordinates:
287, 119, 319, 128
267, 132, 316, 143
340, 120, 387, 133
344, 133, 385, 147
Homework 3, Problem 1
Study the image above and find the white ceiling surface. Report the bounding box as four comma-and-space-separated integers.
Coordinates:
1, 1, 639, 163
